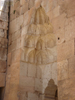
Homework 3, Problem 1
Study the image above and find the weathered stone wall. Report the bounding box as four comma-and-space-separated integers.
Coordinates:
0, 0, 8, 90
4, 0, 75, 100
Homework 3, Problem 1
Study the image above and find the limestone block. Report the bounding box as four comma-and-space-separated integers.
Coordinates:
41, 0, 53, 13
21, 26, 28, 36
7, 84, 19, 100
35, 0, 41, 9
0, 29, 5, 38
20, 0, 26, 6
11, 49, 21, 63
10, 62, 20, 84
0, 48, 7, 60
66, 2, 75, 17
55, 28, 65, 45
12, 29, 21, 42
43, 64, 52, 80
28, 92, 38, 100
23, 7, 35, 26
8, 45, 11, 53
21, 50, 25, 61
58, 78, 75, 100
9, 19, 17, 34
52, 13, 66, 32
52, 0, 58, 9
28, 63, 36, 77
14, 1, 20, 10
19, 86, 35, 93
35, 78, 42, 93
28, 0, 35, 9
16, 15, 23, 31
9, 15, 23, 34
65, 16, 75, 41
52, 62, 57, 85
15, 6, 20, 18
36, 65, 42, 79
47, 10, 53, 21
57, 40, 74, 61
0, 73, 6, 87
7, 53, 11, 66
0, 60, 6, 73
0, 21, 8, 30
19, 92, 27, 100
20, 2, 28, 15
0, 11, 8, 22
8, 34, 12, 46
20, 77, 35, 91
53, 6, 60, 18
68, 56, 75, 78
10, 13, 16, 21
58, 0, 67, 5
0, 37, 7, 48
4, 30, 7, 38
39, 94, 44, 100
10, 3, 14, 14
6, 67, 19, 100
11, 38, 21, 51
58, 59, 69, 81
20, 62, 27, 77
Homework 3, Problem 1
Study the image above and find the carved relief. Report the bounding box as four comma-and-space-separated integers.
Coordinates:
24, 6, 56, 64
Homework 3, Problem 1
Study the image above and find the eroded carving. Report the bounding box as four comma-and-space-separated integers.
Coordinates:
24, 6, 56, 64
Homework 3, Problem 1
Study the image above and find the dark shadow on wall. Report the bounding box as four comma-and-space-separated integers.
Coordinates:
0, 88, 5, 100
44, 79, 58, 100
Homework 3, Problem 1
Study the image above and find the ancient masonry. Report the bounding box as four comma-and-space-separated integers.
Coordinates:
0, 0, 75, 100
0, 0, 8, 99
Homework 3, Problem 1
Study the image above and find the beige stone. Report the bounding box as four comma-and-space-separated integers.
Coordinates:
20, 77, 35, 88
3, 1, 75, 100
20, 62, 28, 77
58, 59, 69, 81
68, 56, 75, 78
28, 92, 38, 100
20, 3, 28, 15
28, 63, 36, 77
9, 15, 23, 34
53, 6, 60, 18
55, 28, 65, 45
35, 78, 42, 93
57, 40, 74, 61
0, 73, 6, 87
52, 13, 66, 32
0, 60, 6, 73
65, 16, 75, 41
11, 49, 21, 63
0, 48, 7, 60
7, 53, 11, 66
0, 11, 8, 22
0, 21, 8, 30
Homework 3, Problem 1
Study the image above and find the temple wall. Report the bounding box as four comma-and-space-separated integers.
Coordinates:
0, 0, 9, 99
3, 0, 75, 100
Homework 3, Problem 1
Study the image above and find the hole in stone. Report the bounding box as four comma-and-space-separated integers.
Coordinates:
59, 27, 61, 29
58, 37, 60, 40
28, 8, 30, 10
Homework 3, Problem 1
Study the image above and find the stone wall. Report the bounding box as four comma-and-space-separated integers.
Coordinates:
0, 0, 8, 98
4, 0, 75, 100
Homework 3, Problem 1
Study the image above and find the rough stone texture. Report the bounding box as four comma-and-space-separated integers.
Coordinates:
1, 0, 75, 100
0, 1, 9, 100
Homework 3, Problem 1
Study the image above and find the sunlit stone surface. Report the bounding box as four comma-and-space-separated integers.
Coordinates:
0, 0, 75, 100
